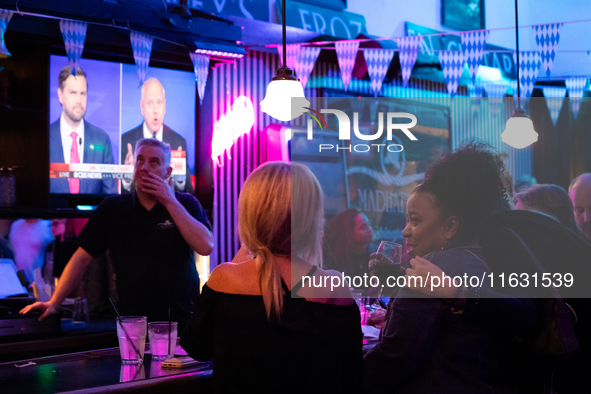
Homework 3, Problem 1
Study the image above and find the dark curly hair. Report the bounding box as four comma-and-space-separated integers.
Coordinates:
415, 141, 511, 232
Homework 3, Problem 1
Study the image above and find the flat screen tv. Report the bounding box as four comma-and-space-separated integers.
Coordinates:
48, 55, 196, 199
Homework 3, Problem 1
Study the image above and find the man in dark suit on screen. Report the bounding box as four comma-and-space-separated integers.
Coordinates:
49, 66, 117, 194
121, 77, 194, 194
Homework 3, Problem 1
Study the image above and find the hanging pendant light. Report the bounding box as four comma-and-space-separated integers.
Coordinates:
260, 0, 309, 122
501, 0, 538, 149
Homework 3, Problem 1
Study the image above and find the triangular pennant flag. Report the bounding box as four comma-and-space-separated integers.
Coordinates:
439, 50, 465, 97
542, 86, 566, 126
513, 51, 541, 98
130, 31, 153, 86
532, 23, 563, 78
190, 53, 210, 105
0, 9, 14, 58
59, 20, 88, 76
460, 30, 489, 83
295, 46, 320, 88
335, 40, 360, 91
277, 43, 301, 70
482, 83, 508, 116
565, 77, 586, 119
363, 49, 395, 96
394, 36, 423, 87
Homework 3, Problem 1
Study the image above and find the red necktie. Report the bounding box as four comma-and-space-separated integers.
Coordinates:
69, 131, 80, 194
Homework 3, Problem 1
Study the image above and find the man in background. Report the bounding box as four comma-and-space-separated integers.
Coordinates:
569, 173, 591, 243
22, 139, 212, 328
121, 77, 194, 194
49, 66, 117, 194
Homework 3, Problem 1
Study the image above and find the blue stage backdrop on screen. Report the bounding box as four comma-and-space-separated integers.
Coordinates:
49, 55, 121, 160
120, 65, 196, 174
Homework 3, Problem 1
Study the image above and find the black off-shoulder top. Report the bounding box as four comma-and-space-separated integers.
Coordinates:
180, 268, 364, 393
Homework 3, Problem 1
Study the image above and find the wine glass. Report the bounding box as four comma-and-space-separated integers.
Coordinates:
370, 241, 402, 310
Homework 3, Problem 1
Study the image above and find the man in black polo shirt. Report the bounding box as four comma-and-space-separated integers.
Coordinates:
21, 139, 213, 328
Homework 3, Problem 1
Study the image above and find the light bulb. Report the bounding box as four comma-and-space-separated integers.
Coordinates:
502, 111, 538, 149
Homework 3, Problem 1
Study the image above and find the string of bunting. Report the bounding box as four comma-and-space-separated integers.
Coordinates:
265, 20, 585, 108
1, 10, 586, 107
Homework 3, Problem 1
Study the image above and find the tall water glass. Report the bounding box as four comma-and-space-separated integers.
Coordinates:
117, 316, 147, 365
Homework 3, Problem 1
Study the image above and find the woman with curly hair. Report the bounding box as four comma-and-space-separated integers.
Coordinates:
323, 208, 373, 278
364, 142, 537, 393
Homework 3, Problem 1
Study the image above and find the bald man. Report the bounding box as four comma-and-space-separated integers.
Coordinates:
121, 78, 194, 194
569, 173, 591, 242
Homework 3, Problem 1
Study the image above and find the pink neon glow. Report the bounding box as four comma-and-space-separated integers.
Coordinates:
211, 95, 255, 166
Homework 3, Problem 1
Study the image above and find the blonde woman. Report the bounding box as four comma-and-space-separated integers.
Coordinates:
180, 161, 363, 392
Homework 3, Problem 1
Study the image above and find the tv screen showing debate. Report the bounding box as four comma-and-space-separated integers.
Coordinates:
49, 55, 196, 195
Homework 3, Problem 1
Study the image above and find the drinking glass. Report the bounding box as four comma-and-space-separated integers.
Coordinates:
148, 322, 178, 361
117, 316, 147, 365
371, 241, 402, 310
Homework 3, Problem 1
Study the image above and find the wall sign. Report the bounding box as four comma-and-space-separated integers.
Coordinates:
165, 0, 269, 21
441, 0, 485, 31
279, 0, 367, 40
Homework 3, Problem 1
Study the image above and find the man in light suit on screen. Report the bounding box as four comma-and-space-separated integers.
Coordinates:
49, 66, 117, 194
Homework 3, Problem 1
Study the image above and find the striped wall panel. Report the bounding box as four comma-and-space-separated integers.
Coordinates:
210, 50, 532, 268
210, 51, 287, 268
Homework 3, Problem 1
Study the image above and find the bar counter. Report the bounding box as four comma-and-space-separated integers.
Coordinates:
0, 335, 377, 393
0, 347, 212, 394
0, 318, 118, 364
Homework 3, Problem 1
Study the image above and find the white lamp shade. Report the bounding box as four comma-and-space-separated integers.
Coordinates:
261, 79, 309, 121
501, 116, 538, 149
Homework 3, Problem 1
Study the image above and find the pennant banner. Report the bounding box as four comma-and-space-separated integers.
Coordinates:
565, 77, 586, 119
542, 86, 566, 126
394, 36, 423, 87
533, 23, 563, 78
277, 43, 301, 70
130, 31, 153, 86
460, 30, 489, 83
295, 46, 320, 88
0, 9, 14, 57
439, 50, 465, 97
513, 51, 541, 98
482, 83, 508, 116
363, 49, 395, 96
190, 53, 210, 105
59, 20, 88, 76
335, 40, 360, 92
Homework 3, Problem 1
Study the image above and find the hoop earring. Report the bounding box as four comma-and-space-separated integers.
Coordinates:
441, 239, 448, 251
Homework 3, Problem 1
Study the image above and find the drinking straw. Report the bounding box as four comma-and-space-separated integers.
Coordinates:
168, 307, 172, 356
108, 297, 141, 360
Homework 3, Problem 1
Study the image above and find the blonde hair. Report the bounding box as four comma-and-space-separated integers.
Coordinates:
238, 161, 324, 319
